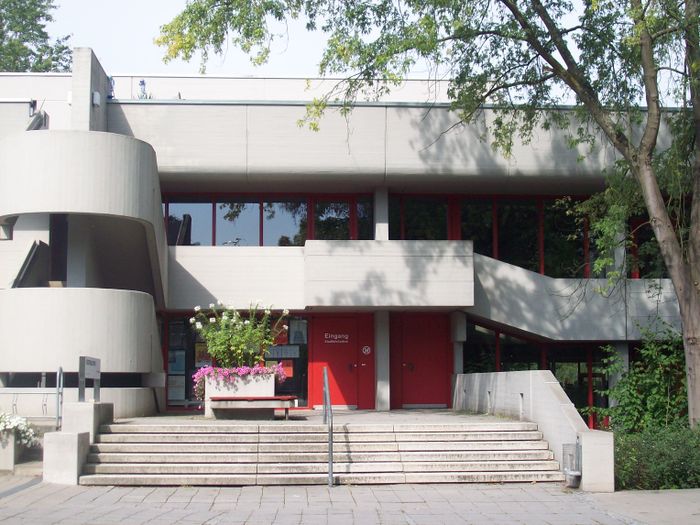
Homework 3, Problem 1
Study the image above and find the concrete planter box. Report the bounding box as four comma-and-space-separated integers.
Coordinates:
204, 373, 275, 418
0, 430, 20, 471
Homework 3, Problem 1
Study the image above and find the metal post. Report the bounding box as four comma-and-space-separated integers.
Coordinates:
323, 367, 334, 487
55, 367, 63, 430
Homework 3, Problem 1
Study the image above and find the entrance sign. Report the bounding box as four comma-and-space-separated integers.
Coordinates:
324, 332, 350, 344
78, 356, 101, 402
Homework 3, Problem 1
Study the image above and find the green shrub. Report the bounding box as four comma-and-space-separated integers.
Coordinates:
615, 425, 700, 490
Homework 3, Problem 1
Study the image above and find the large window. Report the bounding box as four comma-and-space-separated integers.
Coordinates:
498, 200, 539, 272
165, 194, 373, 246
264, 200, 307, 246
216, 200, 260, 246
461, 200, 493, 256
167, 201, 212, 246
544, 201, 584, 278
389, 196, 448, 240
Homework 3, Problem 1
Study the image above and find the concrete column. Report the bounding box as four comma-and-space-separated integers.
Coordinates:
70, 48, 110, 131
374, 188, 389, 241
43, 432, 90, 485
374, 311, 391, 410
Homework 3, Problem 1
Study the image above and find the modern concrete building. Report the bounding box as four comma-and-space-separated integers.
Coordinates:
0, 48, 681, 421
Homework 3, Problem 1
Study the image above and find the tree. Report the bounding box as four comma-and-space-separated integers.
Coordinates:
0, 0, 71, 72
157, 0, 700, 426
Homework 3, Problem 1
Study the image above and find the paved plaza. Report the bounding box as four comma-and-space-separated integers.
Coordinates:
2, 475, 699, 525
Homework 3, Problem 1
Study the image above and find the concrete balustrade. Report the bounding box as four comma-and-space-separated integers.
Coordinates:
453, 370, 615, 492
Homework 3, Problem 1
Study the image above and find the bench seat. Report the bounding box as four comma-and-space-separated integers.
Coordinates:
209, 395, 297, 419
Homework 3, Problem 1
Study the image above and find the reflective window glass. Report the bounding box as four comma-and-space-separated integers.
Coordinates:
462, 322, 497, 373
168, 202, 212, 246
544, 201, 584, 277
314, 201, 350, 240
357, 198, 374, 240
404, 197, 447, 240
461, 200, 493, 256
500, 333, 539, 371
216, 200, 260, 246
498, 200, 538, 271
263, 200, 307, 246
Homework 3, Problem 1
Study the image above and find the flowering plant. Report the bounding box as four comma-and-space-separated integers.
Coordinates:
0, 413, 38, 447
192, 363, 286, 400
189, 302, 289, 368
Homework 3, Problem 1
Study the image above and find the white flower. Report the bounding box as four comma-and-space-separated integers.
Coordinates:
283, 324, 288, 330
283, 309, 289, 315
244, 320, 250, 325
195, 322, 202, 329
189, 317, 195, 324
264, 308, 271, 315
209, 317, 216, 323
209, 303, 215, 309
194, 305, 201, 312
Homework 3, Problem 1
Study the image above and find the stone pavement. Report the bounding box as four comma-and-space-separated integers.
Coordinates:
0, 474, 665, 525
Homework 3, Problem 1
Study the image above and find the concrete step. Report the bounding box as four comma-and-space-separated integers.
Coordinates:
79, 470, 565, 486
95, 431, 544, 444
87, 450, 553, 464
84, 460, 560, 475
90, 439, 550, 454
98, 422, 539, 434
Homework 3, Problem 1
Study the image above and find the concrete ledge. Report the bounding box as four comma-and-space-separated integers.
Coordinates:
62, 402, 114, 443
43, 431, 90, 485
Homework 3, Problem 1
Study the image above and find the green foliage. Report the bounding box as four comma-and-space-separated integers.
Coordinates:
0, 0, 71, 72
615, 426, 700, 490
594, 325, 687, 433
190, 303, 289, 368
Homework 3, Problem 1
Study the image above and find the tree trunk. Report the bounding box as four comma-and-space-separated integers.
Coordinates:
681, 296, 700, 427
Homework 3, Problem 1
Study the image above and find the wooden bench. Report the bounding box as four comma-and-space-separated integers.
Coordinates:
209, 395, 297, 420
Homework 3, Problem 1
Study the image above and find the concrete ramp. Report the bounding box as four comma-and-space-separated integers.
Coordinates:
466, 253, 680, 341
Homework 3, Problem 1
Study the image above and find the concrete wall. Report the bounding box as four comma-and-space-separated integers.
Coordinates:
304, 240, 474, 307
168, 240, 474, 310
454, 371, 614, 492
0, 101, 34, 138
0, 130, 168, 305
0, 288, 161, 374
108, 102, 613, 194
0, 74, 72, 129
70, 48, 110, 132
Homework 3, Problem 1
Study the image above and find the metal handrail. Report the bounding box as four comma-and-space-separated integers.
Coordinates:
322, 367, 334, 487
55, 367, 63, 430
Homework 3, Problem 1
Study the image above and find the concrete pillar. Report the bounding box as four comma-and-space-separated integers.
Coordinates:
62, 402, 114, 444
374, 188, 389, 241
70, 47, 110, 131
43, 432, 90, 485
374, 311, 391, 410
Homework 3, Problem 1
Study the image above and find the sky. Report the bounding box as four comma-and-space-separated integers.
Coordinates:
48, 0, 326, 77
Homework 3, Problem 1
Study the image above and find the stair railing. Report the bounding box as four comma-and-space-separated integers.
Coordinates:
322, 366, 334, 487
55, 367, 64, 430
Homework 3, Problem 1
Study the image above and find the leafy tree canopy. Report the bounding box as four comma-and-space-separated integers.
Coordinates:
0, 0, 71, 72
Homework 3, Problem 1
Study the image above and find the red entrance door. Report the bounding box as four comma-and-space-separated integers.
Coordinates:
310, 315, 375, 409
391, 313, 451, 408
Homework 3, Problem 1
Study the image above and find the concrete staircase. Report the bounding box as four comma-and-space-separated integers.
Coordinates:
79, 421, 565, 486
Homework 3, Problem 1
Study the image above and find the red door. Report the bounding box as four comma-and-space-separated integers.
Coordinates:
310, 316, 375, 409
391, 313, 451, 408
